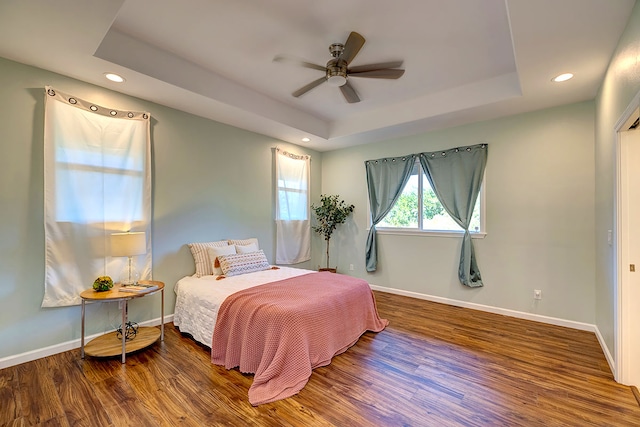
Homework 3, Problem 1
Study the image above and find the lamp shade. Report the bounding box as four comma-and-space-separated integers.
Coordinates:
110, 232, 146, 257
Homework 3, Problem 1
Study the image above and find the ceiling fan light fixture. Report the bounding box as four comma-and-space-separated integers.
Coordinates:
327, 75, 347, 87
326, 58, 348, 86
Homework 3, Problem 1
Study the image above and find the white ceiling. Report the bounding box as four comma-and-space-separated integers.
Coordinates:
0, 0, 635, 151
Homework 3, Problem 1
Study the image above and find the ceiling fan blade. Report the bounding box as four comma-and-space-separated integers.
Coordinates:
340, 81, 360, 103
273, 55, 326, 72
341, 31, 365, 65
348, 68, 405, 79
292, 77, 327, 97
348, 61, 403, 73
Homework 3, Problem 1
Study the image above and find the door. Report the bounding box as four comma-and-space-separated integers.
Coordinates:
618, 126, 640, 387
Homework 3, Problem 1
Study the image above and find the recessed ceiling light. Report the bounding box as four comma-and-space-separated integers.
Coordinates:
552, 73, 574, 82
301, 137, 310, 142
104, 73, 125, 83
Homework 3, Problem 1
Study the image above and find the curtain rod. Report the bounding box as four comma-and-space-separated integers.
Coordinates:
274, 146, 311, 161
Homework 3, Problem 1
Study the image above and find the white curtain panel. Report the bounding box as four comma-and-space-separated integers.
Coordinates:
42, 87, 152, 307
275, 148, 310, 264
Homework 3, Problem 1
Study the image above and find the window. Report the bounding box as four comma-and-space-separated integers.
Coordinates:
276, 152, 309, 221
274, 149, 311, 264
377, 159, 484, 234
277, 174, 307, 220
55, 144, 145, 223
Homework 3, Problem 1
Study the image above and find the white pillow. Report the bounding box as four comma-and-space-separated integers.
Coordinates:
236, 242, 258, 254
217, 250, 271, 277
228, 238, 259, 249
188, 240, 229, 277
207, 245, 237, 275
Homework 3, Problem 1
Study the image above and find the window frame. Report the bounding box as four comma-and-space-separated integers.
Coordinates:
370, 159, 487, 239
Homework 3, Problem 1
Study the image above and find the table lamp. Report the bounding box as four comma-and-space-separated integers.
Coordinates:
111, 231, 146, 285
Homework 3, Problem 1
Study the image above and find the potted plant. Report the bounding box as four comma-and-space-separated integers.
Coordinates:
93, 276, 114, 292
311, 194, 355, 272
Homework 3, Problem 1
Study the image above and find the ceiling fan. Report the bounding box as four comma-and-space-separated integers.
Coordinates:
274, 31, 405, 104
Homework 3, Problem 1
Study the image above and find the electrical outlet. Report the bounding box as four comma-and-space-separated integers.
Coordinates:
349, 264, 354, 271
534, 289, 542, 300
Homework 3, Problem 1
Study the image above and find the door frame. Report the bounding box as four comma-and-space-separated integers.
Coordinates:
614, 90, 640, 385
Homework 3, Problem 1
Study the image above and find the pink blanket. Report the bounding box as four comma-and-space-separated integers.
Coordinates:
211, 272, 388, 405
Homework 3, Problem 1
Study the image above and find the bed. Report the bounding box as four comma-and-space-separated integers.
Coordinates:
174, 248, 388, 406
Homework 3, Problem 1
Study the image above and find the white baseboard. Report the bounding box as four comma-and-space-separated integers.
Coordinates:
369, 284, 598, 332
594, 325, 616, 377
0, 314, 173, 370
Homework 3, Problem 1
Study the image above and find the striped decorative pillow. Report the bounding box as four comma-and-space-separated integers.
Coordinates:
188, 240, 229, 277
217, 250, 271, 277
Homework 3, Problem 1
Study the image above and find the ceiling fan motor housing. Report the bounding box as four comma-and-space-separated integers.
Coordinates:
326, 58, 348, 86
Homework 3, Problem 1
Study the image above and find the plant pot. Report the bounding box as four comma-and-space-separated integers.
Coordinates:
318, 268, 337, 273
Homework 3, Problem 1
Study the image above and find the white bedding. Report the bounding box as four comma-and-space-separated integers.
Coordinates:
173, 266, 314, 346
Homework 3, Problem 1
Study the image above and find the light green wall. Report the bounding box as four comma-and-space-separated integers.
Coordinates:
595, 1, 640, 359
319, 102, 596, 323
4, 2, 639, 361
0, 57, 320, 360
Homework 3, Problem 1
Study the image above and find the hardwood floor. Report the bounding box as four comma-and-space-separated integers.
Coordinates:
2, 291, 640, 426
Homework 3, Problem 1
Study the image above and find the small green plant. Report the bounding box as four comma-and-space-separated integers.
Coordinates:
93, 276, 114, 292
311, 194, 355, 269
